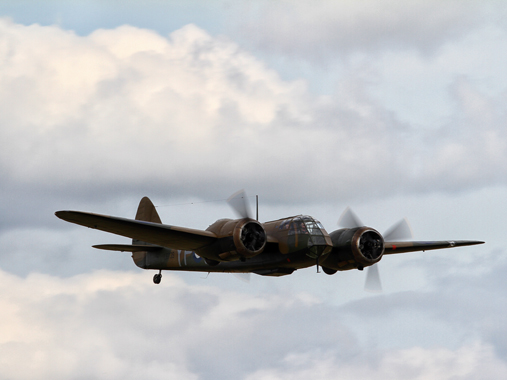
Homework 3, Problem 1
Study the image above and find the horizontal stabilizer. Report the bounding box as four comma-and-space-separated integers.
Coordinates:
93, 244, 163, 252
384, 240, 484, 254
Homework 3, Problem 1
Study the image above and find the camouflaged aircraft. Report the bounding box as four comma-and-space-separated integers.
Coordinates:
55, 191, 484, 290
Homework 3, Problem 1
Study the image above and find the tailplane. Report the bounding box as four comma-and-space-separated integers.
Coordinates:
89, 196, 164, 271
93, 197, 162, 251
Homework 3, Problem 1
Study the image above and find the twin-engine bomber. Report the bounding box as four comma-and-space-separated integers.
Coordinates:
55, 191, 484, 289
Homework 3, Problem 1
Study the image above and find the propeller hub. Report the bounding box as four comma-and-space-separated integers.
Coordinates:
352, 227, 384, 265
233, 219, 267, 258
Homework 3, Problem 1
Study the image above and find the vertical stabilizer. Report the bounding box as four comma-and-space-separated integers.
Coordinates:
135, 197, 162, 223
132, 197, 162, 268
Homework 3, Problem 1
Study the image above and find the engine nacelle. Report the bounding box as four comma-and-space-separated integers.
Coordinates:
232, 219, 266, 257
321, 227, 384, 271
204, 218, 267, 261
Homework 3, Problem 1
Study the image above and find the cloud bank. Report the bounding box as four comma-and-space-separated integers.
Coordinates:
1, 258, 506, 379
239, 0, 499, 57
0, 3, 504, 378
0, 19, 506, 207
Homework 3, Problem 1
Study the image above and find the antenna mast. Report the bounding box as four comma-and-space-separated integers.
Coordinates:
256, 195, 259, 221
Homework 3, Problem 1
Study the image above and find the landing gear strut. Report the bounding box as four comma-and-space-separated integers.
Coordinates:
153, 270, 162, 284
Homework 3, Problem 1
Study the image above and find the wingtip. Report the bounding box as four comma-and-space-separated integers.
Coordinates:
55, 210, 66, 219
55, 210, 80, 222
457, 240, 485, 247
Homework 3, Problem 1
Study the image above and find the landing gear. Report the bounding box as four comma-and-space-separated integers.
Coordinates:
322, 267, 337, 275
153, 270, 162, 284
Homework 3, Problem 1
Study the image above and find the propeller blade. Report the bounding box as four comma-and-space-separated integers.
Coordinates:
383, 218, 413, 242
227, 189, 252, 219
364, 264, 382, 293
232, 272, 251, 283
337, 210, 408, 293
338, 207, 364, 228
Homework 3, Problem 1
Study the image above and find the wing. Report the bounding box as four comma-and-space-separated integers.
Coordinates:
55, 211, 217, 251
384, 240, 484, 254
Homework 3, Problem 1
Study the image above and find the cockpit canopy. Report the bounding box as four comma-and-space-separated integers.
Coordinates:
278, 216, 330, 258
278, 215, 327, 236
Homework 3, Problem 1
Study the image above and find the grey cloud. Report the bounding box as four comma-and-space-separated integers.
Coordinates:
0, 20, 506, 212
339, 249, 507, 355
1, 253, 506, 379
0, 269, 357, 379
0, 226, 134, 277
237, 1, 495, 59
0, 6, 503, 380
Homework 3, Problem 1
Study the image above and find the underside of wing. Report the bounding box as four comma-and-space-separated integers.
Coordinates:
55, 211, 217, 251
384, 240, 484, 254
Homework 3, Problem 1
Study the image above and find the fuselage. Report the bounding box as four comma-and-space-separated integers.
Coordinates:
132, 215, 333, 276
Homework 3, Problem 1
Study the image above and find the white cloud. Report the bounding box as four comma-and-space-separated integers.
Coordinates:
0, 4, 503, 380
0, 269, 344, 379
1, 265, 506, 380
245, 343, 507, 380
0, 16, 505, 205
0, 270, 197, 379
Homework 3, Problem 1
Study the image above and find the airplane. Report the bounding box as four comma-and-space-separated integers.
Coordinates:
55, 191, 484, 290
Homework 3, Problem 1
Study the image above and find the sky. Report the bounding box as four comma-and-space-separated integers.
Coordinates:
0, 1, 506, 378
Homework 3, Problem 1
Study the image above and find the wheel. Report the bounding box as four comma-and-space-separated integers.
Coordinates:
153, 273, 162, 284
322, 267, 337, 275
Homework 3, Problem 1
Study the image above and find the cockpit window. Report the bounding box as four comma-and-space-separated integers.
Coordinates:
288, 217, 306, 235
286, 216, 324, 236
278, 220, 291, 230
301, 216, 324, 236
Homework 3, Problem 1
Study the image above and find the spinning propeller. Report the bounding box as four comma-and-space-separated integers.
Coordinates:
227, 190, 255, 282
228, 189, 253, 219
338, 208, 413, 292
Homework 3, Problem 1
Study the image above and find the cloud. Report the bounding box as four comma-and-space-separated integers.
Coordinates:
1, 258, 506, 380
0, 269, 346, 379
0, 20, 311, 199
237, 0, 500, 59
0, 6, 503, 380
1, 19, 506, 212
0, 226, 135, 276
0, 270, 199, 379
245, 343, 507, 380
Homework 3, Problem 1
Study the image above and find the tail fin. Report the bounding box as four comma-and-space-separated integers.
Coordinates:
132, 197, 162, 257
135, 196, 162, 223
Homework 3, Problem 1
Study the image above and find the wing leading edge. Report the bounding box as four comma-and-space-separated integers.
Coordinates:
55, 211, 217, 251
384, 240, 484, 254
